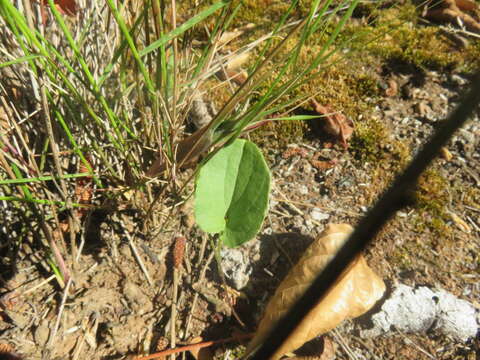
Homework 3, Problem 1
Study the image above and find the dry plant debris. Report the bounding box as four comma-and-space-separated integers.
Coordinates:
0, 343, 22, 360
311, 100, 354, 149
245, 224, 386, 359
424, 0, 480, 33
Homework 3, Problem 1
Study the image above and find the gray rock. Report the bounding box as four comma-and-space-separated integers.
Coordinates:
221, 241, 260, 290
311, 209, 330, 222
360, 284, 478, 341
434, 288, 478, 341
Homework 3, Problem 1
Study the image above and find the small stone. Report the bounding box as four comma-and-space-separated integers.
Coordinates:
450, 74, 467, 86
311, 209, 330, 222
221, 241, 259, 289
299, 185, 309, 195
440, 147, 453, 161
34, 319, 50, 346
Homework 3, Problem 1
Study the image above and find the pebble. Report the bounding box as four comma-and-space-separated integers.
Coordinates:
221, 241, 260, 290
310, 209, 330, 221
450, 74, 467, 86
34, 319, 50, 346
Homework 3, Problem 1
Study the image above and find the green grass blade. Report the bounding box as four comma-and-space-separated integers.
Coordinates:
0, 54, 41, 68
140, 0, 230, 57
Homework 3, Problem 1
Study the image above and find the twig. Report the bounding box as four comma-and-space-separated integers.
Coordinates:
19, 275, 56, 297
271, 181, 305, 216
396, 329, 436, 360
134, 333, 253, 360
125, 232, 153, 286
170, 236, 186, 360
47, 277, 73, 350
351, 335, 382, 360
184, 234, 212, 340
332, 329, 358, 360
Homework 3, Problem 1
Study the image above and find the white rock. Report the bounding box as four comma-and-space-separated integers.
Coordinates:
221, 241, 260, 290
360, 284, 478, 341
311, 209, 330, 221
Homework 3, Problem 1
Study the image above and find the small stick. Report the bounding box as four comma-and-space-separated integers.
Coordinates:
20, 275, 56, 297
171, 236, 186, 359
125, 232, 153, 286
47, 277, 73, 349
184, 235, 213, 340
134, 333, 253, 360
332, 329, 358, 360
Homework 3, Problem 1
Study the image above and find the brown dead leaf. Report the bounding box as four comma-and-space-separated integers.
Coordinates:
36, 0, 78, 17
188, 337, 214, 360
217, 24, 255, 46
311, 100, 354, 149
245, 224, 385, 359
217, 68, 248, 85
0, 343, 22, 360
424, 0, 480, 33
282, 146, 309, 159
385, 78, 398, 97
440, 147, 453, 161
146, 124, 214, 177
289, 336, 336, 360
310, 153, 337, 170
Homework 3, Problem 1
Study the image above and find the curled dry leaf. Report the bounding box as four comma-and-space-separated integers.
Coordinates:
245, 224, 385, 359
311, 100, 354, 149
424, 0, 480, 33
282, 146, 309, 159
385, 78, 398, 97
217, 68, 248, 85
289, 336, 336, 360
38, 0, 78, 16
217, 23, 255, 46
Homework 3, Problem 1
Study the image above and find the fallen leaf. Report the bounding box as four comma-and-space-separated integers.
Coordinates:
37, 0, 78, 16
225, 52, 250, 71
217, 23, 255, 46
440, 147, 453, 161
289, 335, 336, 360
217, 68, 248, 85
424, 0, 480, 33
311, 100, 354, 149
188, 337, 214, 360
310, 153, 337, 170
245, 224, 385, 359
0, 343, 22, 360
385, 78, 398, 97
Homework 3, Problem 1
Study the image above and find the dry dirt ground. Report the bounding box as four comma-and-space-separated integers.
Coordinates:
1, 1, 480, 360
